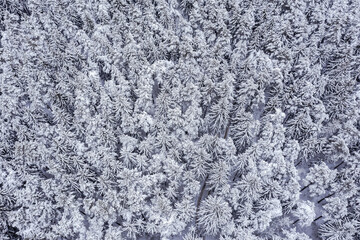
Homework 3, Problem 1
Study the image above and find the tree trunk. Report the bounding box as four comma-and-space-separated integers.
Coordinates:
300, 182, 314, 192
292, 219, 299, 225
334, 161, 344, 169
195, 175, 209, 224
318, 193, 335, 203
224, 122, 230, 139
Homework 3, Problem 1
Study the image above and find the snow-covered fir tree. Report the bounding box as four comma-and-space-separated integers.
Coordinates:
0, 0, 360, 239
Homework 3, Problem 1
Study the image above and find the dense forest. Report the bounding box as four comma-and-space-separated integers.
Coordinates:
0, 0, 360, 239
